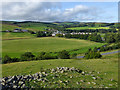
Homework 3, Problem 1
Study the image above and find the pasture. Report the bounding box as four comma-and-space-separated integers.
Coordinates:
2, 37, 105, 57
14, 22, 52, 31
66, 26, 110, 30
1, 24, 24, 31
2, 32, 35, 40
2, 53, 118, 88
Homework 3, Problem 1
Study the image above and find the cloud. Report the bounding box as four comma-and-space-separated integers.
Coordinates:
1, 2, 114, 22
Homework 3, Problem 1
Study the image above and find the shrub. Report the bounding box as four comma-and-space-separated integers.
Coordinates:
58, 50, 70, 59
2, 55, 12, 64
20, 52, 35, 61
70, 53, 77, 59
84, 48, 102, 59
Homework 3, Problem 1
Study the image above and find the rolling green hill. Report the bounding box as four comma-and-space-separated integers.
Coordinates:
2, 53, 118, 88
66, 26, 110, 30
2, 32, 35, 40
2, 37, 105, 57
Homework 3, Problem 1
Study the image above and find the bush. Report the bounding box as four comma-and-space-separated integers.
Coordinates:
20, 52, 35, 61
37, 52, 57, 60
70, 53, 77, 59
2, 55, 12, 64
84, 48, 102, 59
58, 50, 70, 59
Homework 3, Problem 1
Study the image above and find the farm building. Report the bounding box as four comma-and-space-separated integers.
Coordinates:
13, 29, 22, 32
52, 33, 56, 36
21, 30, 28, 32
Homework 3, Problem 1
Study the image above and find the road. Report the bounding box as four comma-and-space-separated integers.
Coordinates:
77, 50, 120, 59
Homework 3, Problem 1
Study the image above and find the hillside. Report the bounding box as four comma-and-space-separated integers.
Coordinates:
2, 53, 118, 88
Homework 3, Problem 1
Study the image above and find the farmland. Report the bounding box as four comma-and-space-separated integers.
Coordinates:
66, 26, 110, 30
1, 21, 119, 88
2, 52, 118, 88
1, 24, 24, 31
2, 32, 35, 40
2, 37, 105, 57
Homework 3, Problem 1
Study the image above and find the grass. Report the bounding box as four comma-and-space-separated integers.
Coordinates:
66, 26, 110, 30
1, 24, 24, 31
1, 23, 50, 32
1, 32, 35, 40
15, 22, 52, 31
2, 53, 118, 88
2, 37, 105, 57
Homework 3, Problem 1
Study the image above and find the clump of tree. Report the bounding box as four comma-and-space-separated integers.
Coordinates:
84, 48, 102, 59
58, 50, 70, 59
20, 52, 35, 61
36, 31, 46, 37
104, 33, 120, 43
37, 52, 57, 60
2, 55, 19, 64
64, 33, 103, 43
99, 43, 120, 52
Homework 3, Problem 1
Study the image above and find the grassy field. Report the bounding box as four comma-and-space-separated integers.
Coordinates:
2, 32, 35, 40
66, 26, 110, 30
15, 22, 52, 31
1, 23, 50, 32
2, 37, 105, 57
1, 24, 24, 31
2, 53, 118, 88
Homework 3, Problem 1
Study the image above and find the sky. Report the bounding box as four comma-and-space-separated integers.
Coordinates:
0, 2, 118, 22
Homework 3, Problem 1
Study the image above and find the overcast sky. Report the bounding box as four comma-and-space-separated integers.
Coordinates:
1, 2, 118, 22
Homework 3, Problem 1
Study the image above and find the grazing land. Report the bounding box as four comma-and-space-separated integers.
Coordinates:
1, 21, 119, 88
2, 32, 35, 40
1, 24, 24, 31
66, 26, 110, 30
2, 53, 118, 88
2, 37, 105, 57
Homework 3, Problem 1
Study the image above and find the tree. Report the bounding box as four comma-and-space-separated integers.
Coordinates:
58, 50, 70, 59
84, 49, 102, 59
93, 47, 98, 52
2, 55, 12, 64
36, 31, 46, 37
70, 53, 77, 59
20, 52, 35, 61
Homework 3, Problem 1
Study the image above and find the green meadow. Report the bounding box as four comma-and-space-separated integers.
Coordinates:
2, 53, 118, 88
14, 22, 51, 31
2, 32, 35, 40
66, 26, 110, 30
1, 24, 24, 31
2, 37, 105, 57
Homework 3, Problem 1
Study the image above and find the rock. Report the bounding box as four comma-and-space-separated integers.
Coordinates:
12, 76, 18, 80
92, 82, 96, 85
42, 72, 46, 75
37, 79, 42, 81
1, 82, 5, 85
92, 77, 97, 80
97, 72, 100, 74
6, 78, 13, 84
2, 78, 6, 82
82, 71, 85, 75
109, 84, 112, 86
76, 82, 80, 85
88, 82, 90, 84
61, 70, 64, 73
80, 80, 84, 82
21, 84, 25, 88
110, 79, 113, 81
70, 76, 73, 78
13, 85, 17, 88
52, 77, 55, 79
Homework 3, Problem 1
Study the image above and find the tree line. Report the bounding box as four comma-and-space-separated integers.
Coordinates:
56, 33, 103, 43
2, 50, 73, 64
